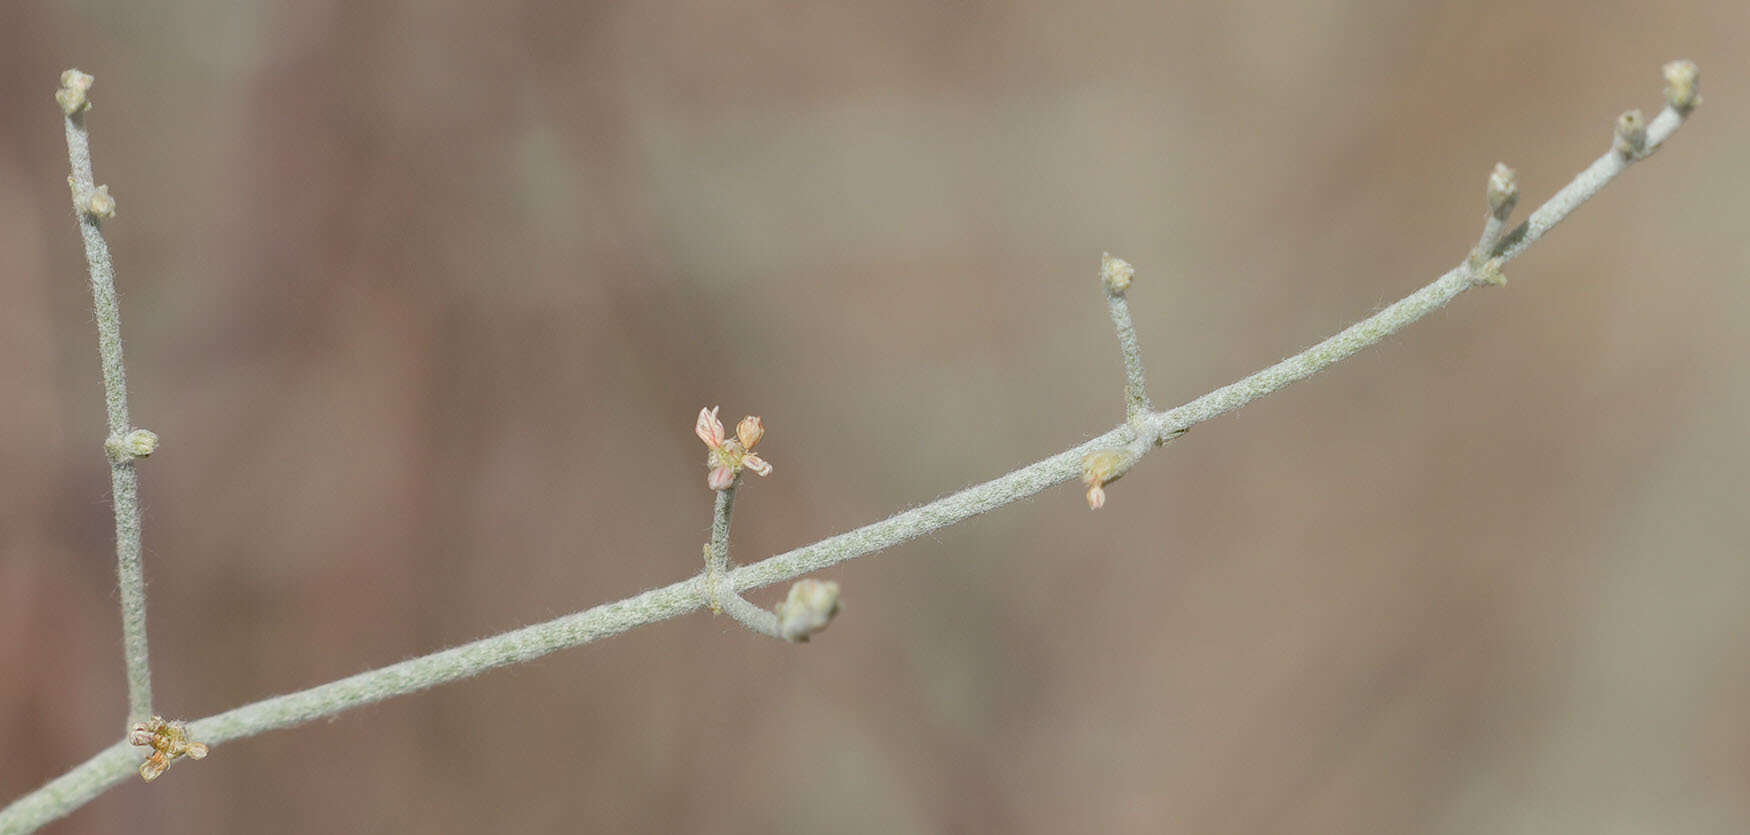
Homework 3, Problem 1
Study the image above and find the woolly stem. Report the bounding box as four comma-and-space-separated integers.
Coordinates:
702, 485, 782, 637
60, 73, 154, 727
1100, 254, 1152, 424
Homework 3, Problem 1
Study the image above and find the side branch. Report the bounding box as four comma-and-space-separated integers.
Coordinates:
1100, 253, 1152, 423
58, 69, 155, 727
700, 486, 782, 638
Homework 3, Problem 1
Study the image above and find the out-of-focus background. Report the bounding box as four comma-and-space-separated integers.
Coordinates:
1, 1, 1745, 832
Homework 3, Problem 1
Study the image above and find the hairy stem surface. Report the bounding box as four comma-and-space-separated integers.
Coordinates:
61, 81, 154, 728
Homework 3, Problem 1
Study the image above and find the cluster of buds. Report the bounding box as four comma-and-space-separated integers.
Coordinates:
1100, 252, 1134, 295
55, 69, 94, 116
695, 406, 771, 491
128, 716, 209, 782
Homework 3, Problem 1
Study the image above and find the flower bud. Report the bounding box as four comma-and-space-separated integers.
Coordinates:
85, 184, 117, 220
736, 415, 765, 450
776, 579, 841, 642
1613, 109, 1647, 157
1100, 252, 1134, 295
56, 69, 94, 116
1486, 163, 1518, 218
1662, 59, 1700, 112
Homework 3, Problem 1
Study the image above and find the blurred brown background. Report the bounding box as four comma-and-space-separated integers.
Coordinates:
2, 1, 1746, 832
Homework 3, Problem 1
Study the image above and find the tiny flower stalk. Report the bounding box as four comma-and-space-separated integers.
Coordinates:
127, 717, 208, 782
695, 406, 771, 490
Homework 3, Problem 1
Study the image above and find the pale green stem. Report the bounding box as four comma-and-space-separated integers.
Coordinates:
62, 88, 153, 728
703, 485, 781, 637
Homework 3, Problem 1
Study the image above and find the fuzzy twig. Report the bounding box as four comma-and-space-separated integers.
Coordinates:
1099, 253, 1152, 424
56, 69, 155, 728
2, 61, 1701, 834
701, 485, 782, 638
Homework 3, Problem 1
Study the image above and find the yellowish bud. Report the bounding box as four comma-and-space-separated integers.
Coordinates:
56, 69, 94, 116
1662, 60, 1700, 112
1100, 252, 1134, 295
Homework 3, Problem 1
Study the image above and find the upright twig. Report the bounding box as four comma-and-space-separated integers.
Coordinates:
1099, 253, 1152, 424
701, 485, 782, 638
2, 60, 1701, 834
56, 69, 156, 728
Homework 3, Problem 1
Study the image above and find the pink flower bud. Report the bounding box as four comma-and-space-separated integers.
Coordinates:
736, 415, 765, 450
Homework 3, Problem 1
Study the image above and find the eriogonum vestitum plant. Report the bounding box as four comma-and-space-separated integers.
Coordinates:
1, 61, 1704, 834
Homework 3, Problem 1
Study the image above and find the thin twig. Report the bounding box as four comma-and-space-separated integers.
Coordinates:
2, 62, 1701, 834
1099, 253, 1152, 424
57, 69, 154, 728
701, 485, 782, 638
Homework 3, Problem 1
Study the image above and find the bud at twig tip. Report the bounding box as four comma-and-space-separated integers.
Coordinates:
1662, 60, 1700, 113
1100, 252, 1134, 295
775, 579, 841, 642
1486, 163, 1518, 217
56, 69, 94, 116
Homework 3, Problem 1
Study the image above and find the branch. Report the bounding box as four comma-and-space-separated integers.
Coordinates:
56, 69, 157, 728
697, 415, 843, 642
2, 60, 1702, 834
